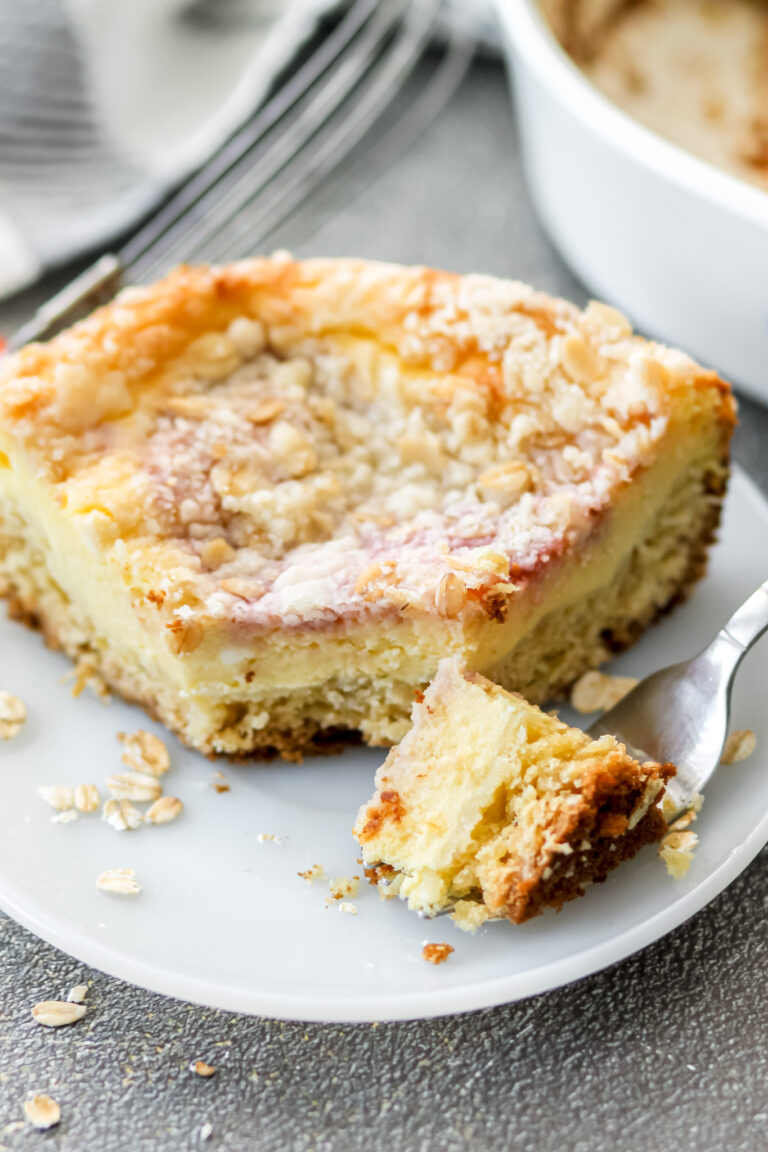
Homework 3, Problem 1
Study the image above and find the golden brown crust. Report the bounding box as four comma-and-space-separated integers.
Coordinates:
6, 257, 706, 635
0, 256, 734, 436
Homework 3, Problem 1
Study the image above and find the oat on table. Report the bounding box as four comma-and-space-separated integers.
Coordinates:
31, 1000, 87, 1028
24, 1094, 60, 1130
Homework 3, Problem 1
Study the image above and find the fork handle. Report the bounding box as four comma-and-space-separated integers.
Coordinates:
719, 580, 768, 653
6, 254, 123, 354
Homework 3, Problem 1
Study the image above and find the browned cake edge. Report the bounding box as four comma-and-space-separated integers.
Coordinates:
488, 753, 675, 925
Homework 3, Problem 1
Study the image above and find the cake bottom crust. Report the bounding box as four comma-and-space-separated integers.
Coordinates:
515, 803, 668, 923
0, 449, 725, 760
364, 802, 668, 928
486, 761, 672, 925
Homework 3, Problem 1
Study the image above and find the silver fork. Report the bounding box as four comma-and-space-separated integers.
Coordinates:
588, 581, 768, 815
8, 0, 475, 352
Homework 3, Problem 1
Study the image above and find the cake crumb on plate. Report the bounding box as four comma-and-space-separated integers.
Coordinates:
660, 829, 699, 878
37, 785, 74, 812
0, 691, 25, 740
328, 876, 359, 900
422, 943, 455, 965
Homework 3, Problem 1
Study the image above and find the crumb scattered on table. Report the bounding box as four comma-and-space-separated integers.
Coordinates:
24, 1094, 60, 1130
298, 864, 325, 883
190, 1061, 216, 1078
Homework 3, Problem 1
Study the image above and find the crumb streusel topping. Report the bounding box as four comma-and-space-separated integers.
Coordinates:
0, 259, 727, 638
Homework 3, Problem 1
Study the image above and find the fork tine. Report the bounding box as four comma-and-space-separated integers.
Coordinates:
7, 0, 465, 352
121, 0, 391, 273
170, 0, 447, 268
128, 0, 414, 283
207, 21, 474, 266
258, 28, 476, 258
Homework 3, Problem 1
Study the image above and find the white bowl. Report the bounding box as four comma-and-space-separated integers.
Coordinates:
493, 0, 768, 402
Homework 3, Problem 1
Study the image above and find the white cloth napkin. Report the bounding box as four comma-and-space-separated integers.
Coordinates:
0, 0, 495, 300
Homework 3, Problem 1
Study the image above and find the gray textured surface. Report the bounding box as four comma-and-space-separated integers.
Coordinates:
1, 59, 768, 1151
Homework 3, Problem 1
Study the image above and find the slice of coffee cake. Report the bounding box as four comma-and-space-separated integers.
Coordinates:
0, 257, 733, 758
355, 657, 674, 928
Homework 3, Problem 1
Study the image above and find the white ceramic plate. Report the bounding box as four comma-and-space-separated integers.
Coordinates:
1, 467, 766, 1023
